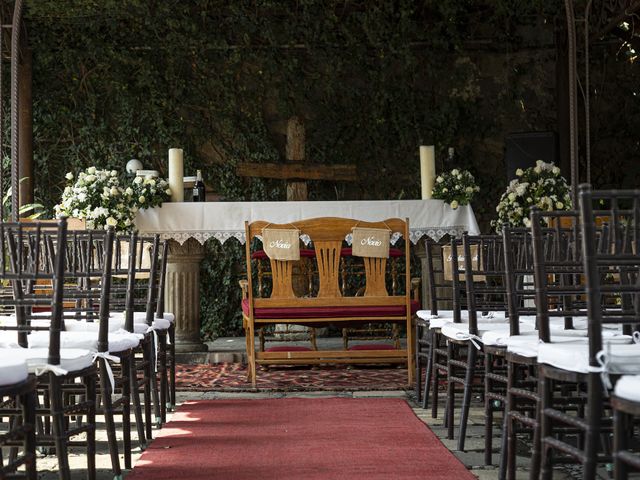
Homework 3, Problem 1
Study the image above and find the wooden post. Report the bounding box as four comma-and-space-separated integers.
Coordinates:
286, 116, 307, 201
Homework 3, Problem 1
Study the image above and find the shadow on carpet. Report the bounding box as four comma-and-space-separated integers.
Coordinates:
176, 363, 410, 392
127, 398, 475, 480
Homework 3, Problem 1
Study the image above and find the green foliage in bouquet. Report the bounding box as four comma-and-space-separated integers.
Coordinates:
431, 168, 480, 209
491, 160, 572, 231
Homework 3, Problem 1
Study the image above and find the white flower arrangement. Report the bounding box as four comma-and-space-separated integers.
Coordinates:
431, 168, 480, 210
491, 160, 572, 231
55, 167, 171, 232
130, 174, 171, 209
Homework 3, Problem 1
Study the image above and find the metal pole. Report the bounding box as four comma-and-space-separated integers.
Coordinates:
10, 0, 23, 221
565, 0, 579, 204
584, 1, 592, 185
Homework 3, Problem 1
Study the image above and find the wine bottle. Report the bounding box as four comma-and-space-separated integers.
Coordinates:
192, 170, 206, 202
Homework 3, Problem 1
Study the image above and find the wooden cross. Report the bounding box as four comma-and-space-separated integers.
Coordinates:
236, 116, 357, 201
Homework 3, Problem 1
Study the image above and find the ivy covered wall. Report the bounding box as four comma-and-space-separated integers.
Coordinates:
22, 1, 639, 337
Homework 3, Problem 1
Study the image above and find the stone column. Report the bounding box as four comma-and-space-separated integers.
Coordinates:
165, 238, 207, 352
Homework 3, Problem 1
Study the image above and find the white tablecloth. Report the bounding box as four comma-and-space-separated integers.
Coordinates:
134, 199, 480, 245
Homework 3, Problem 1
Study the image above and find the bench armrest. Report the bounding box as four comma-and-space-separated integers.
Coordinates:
411, 277, 421, 302
238, 279, 249, 299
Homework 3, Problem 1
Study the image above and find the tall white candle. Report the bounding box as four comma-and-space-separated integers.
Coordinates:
420, 145, 436, 199
168, 148, 184, 202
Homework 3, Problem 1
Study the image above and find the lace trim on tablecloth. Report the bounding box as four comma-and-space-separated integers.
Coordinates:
154, 226, 468, 245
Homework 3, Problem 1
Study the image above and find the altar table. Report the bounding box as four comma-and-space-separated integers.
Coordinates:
134, 200, 480, 352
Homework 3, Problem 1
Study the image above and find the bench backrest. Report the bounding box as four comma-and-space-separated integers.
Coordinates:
244, 217, 410, 309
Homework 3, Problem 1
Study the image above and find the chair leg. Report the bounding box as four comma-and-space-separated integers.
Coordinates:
149, 335, 162, 429
613, 407, 628, 480
49, 374, 71, 480
85, 374, 97, 480
484, 352, 494, 466
457, 344, 477, 451
422, 341, 433, 410
159, 333, 168, 424
539, 373, 553, 480
129, 356, 147, 450
431, 331, 440, 419
582, 374, 602, 480
143, 340, 153, 440
248, 323, 257, 387
21, 388, 37, 480
506, 361, 517, 480
446, 341, 455, 440
498, 404, 508, 480
528, 407, 542, 480
99, 358, 121, 479
121, 355, 132, 470
415, 325, 422, 403
169, 323, 176, 410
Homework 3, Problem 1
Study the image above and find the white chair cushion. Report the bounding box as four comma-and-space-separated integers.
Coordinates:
538, 342, 640, 374
7, 347, 94, 374
417, 310, 507, 329
614, 375, 640, 402
488, 325, 593, 349
517, 315, 620, 331
111, 311, 175, 325
28, 330, 140, 353
64, 319, 125, 333
506, 335, 588, 358
0, 349, 29, 386
0, 331, 20, 348
441, 322, 534, 344
66, 316, 169, 334
506, 331, 632, 358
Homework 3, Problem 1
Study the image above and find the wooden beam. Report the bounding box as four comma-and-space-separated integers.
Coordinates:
236, 162, 357, 181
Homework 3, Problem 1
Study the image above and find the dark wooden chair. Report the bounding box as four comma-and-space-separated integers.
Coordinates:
443, 233, 510, 451
0, 218, 99, 480
612, 375, 640, 479
537, 185, 640, 479
0, 353, 37, 480
416, 237, 456, 412
502, 214, 588, 480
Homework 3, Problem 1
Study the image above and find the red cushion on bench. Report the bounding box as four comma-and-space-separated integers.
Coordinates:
264, 345, 313, 352
340, 247, 403, 258
251, 249, 316, 260
347, 344, 398, 351
242, 299, 420, 319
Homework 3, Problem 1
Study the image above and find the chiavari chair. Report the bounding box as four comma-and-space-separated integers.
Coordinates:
536, 185, 640, 479
611, 374, 640, 479
0, 351, 37, 480
442, 233, 512, 451
0, 218, 98, 480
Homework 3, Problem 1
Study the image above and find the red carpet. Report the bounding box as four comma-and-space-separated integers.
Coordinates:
127, 398, 474, 480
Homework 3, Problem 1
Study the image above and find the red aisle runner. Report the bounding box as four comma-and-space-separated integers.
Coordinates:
127, 397, 475, 480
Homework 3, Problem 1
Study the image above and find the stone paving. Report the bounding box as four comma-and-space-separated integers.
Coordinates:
30, 389, 613, 479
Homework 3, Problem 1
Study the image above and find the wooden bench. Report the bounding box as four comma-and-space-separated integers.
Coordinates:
240, 217, 419, 386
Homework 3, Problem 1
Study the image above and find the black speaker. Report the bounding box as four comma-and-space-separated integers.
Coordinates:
505, 131, 558, 181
